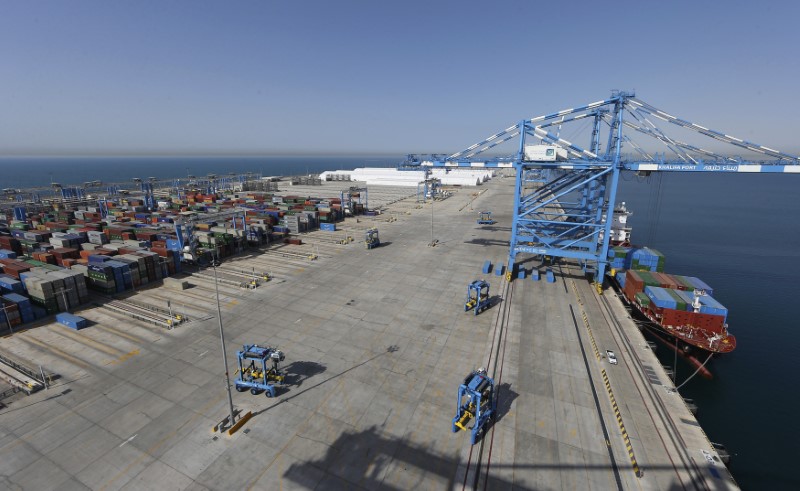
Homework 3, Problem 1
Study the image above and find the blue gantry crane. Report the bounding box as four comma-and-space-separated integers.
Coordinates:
452, 368, 496, 445
234, 344, 286, 397
409, 91, 800, 289
341, 186, 368, 215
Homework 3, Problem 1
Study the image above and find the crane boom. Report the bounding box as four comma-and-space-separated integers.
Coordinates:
409, 91, 800, 283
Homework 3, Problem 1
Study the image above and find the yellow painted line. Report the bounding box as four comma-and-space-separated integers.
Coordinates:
601, 368, 642, 478
109, 349, 140, 365
20, 335, 92, 369
50, 328, 123, 357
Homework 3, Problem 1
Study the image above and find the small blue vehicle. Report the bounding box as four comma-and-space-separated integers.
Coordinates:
234, 344, 286, 397
365, 228, 380, 249
477, 211, 495, 225
465, 280, 491, 315
452, 368, 496, 445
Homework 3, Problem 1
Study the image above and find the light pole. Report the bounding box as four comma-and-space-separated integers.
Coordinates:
214, 264, 236, 428
1, 303, 13, 335
55, 287, 72, 313
428, 179, 436, 247
430, 196, 434, 245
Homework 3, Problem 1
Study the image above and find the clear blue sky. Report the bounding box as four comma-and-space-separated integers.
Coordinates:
2, 0, 799, 156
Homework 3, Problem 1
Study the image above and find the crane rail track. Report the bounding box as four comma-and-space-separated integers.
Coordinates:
460, 277, 514, 491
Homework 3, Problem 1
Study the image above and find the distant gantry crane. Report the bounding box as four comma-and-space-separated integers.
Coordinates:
412, 91, 800, 288
341, 186, 368, 215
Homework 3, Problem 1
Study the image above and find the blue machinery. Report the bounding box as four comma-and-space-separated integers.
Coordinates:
477, 211, 495, 225
464, 280, 491, 315
365, 228, 380, 249
452, 368, 496, 445
416, 177, 442, 202
413, 91, 800, 288
234, 344, 286, 397
173, 209, 248, 263
4, 172, 259, 209
12, 206, 26, 221
341, 187, 368, 215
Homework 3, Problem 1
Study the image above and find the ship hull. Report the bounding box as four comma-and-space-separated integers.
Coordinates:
616, 289, 718, 378
610, 278, 736, 378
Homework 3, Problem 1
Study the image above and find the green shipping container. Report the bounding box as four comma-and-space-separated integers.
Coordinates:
665, 289, 687, 310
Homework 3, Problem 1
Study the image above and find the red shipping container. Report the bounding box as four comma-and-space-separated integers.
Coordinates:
90, 249, 116, 258
51, 247, 80, 259
624, 269, 645, 301
150, 247, 169, 257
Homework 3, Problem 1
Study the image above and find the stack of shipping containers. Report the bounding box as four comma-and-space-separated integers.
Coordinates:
0, 186, 350, 327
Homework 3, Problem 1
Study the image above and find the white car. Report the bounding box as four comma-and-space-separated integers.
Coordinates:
606, 350, 618, 365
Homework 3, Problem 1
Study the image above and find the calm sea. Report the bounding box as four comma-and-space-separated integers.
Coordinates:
1, 157, 797, 488
618, 172, 800, 490
0, 155, 400, 189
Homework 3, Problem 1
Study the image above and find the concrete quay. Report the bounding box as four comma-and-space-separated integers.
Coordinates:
0, 177, 736, 490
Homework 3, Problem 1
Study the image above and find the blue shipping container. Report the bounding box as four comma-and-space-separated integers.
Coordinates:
0, 275, 24, 294
55, 313, 88, 330
615, 271, 626, 289
685, 276, 714, 296
645, 286, 677, 310
31, 306, 47, 320
698, 295, 727, 319
0, 249, 18, 259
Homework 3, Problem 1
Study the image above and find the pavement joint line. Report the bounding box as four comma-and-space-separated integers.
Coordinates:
246, 376, 348, 490
601, 368, 642, 478
20, 334, 92, 370
50, 327, 125, 357
98, 391, 227, 491
92, 323, 147, 344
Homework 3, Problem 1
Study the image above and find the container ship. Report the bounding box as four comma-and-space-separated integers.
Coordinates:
606, 203, 736, 375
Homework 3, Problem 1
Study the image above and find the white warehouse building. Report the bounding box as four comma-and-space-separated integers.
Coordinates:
319, 167, 494, 187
